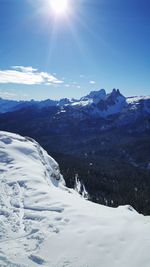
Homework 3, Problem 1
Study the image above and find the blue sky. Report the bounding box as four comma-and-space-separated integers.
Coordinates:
0, 0, 150, 100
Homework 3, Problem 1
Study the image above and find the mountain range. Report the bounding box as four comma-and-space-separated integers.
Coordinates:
0, 88, 150, 117
0, 89, 150, 214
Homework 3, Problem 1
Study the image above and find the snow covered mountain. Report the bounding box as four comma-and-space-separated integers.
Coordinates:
0, 131, 150, 267
0, 89, 149, 117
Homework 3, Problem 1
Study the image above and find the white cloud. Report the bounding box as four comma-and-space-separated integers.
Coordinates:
89, 80, 96, 84
65, 84, 70, 88
0, 91, 17, 99
0, 91, 30, 100
0, 66, 63, 85
12, 66, 38, 72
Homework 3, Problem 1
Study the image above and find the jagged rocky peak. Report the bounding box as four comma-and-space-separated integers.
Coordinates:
58, 98, 71, 106
87, 89, 106, 99
81, 88, 125, 103
80, 88, 126, 107
81, 89, 107, 103
112, 88, 122, 95
107, 88, 124, 98
107, 88, 126, 103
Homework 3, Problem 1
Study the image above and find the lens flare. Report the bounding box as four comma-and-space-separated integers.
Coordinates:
50, 0, 69, 15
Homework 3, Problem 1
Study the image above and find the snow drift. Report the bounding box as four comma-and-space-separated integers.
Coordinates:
0, 131, 150, 267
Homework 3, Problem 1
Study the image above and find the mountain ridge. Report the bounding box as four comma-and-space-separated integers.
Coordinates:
0, 88, 150, 117
0, 89, 150, 215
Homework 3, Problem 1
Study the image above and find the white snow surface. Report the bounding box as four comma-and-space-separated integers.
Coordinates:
0, 131, 150, 267
126, 95, 150, 104
70, 99, 92, 107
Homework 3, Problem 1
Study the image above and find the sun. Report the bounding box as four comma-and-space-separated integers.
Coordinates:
50, 0, 69, 15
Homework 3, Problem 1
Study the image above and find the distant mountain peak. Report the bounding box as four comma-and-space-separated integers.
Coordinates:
111, 88, 121, 95
81, 89, 106, 103
0, 89, 149, 118
107, 88, 126, 102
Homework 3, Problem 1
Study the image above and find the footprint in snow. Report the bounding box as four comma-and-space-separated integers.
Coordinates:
29, 254, 46, 265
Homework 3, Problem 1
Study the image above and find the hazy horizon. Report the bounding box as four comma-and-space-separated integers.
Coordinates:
0, 87, 149, 102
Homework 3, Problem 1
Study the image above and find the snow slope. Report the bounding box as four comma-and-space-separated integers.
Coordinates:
126, 95, 150, 104
0, 131, 150, 267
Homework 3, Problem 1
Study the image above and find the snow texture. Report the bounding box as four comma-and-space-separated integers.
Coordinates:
0, 131, 150, 267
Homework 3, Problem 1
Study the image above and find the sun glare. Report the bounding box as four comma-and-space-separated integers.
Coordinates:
50, 0, 69, 15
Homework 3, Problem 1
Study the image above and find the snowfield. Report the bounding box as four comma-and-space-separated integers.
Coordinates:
0, 131, 150, 267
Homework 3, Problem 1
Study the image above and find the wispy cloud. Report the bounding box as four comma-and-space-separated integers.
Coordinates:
65, 84, 70, 88
0, 90, 29, 100
0, 91, 17, 99
64, 83, 81, 89
0, 66, 63, 85
12, 66, 38, 72
89, 80, 96, 84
